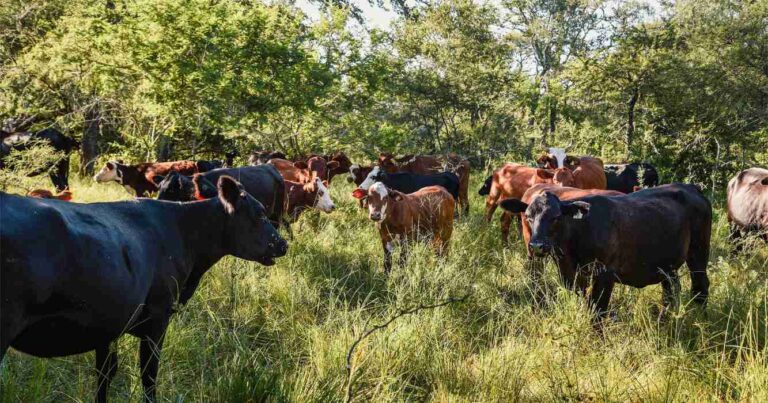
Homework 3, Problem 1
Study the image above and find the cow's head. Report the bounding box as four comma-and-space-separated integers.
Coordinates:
305, 156, 339, 181
93, 161, 126, 184
535, 168, 576, 187
499, 192, 589, 257
478, 174, 493, 196
305, 178, 335, 213
378, 153, 399, 173
357, 165, 386, 191
548, 147, 568, 168
155, 172, 197, 201
217, 175, 287, 265
347, 164, 373, 185
329, 152, 352, 176
365, 182, 402, 222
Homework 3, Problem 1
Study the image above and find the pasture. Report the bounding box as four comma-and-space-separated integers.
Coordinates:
2, 175, 767, 402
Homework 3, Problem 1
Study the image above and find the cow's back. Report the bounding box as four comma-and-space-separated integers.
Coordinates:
201, 165, 285, 224
727, 167, 768, 229
573, 157, 607, 190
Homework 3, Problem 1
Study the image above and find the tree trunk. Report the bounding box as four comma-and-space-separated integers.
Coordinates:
626, 87, 639, 160
80, 106, 100, 176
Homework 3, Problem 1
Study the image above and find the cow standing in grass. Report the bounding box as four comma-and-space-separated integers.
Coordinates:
358, 182, 454, 273
499, 184, 711, 320
727, 167, 768, 245
0, 176, 288, 402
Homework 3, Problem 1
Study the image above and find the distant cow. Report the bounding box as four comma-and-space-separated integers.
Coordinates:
155, 165, 285, 228
93, 160, 199, 197
195, 159, 223, 172
727, 167, 768, 244
362, 182, 454, 273
269, 157, 339, 184
283, 178, 335, 232
353, 166, 460, 201
604, 163, 660, 193
481, 163, 576, 245
499, 184, 711, 319
347, 164, 375, 186
27, 189, 73, 201
224, 150, 238, 167
0, 176, 288, 402
249, 150, 286, 165
1, 128, 79, 191
537, 148, 607, 190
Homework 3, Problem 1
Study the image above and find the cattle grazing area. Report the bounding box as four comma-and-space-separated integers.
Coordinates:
2, 173, 767, 402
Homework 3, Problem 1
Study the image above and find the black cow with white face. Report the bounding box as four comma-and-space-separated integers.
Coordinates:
0, 176, 287, 402
355, 166, 460, 200
155, 165, 285, 228
499, 183, 712, 319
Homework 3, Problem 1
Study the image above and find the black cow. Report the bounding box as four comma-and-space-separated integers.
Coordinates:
0, 128, 79, 191
195, 159, 224, 172
224, 150, 238, 167
353, 165, 460, 200
499, 183, 711, 319
604, 162, 659, 193
0, 176, 287, 402
155, 165, 285, 228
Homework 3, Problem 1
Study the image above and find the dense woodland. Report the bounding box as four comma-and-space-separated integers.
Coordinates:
2, 0, 768, 184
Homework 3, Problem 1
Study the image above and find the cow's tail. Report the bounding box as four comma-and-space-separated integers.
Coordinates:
478, 175, 493, 196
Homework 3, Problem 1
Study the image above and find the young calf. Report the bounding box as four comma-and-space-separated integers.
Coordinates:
284, 177, 335, 223
363, 182, 454, 273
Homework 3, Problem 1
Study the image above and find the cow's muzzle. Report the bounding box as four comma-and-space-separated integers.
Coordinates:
369, 212, 382, 221
529, 240, 551, 256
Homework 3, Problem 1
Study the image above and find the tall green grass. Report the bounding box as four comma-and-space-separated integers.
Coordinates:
2, 176, 767, 402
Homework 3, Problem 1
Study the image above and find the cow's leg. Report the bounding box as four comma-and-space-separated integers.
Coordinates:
660, 271, 681, 318
500, 212, 512, 247
688, 223, 711, 306
381, 236, 394, 274
50, 158, 69, 192
588, 269, 615, 321
139, 328, 167, 403
483, 196, 498, 223
95, 344, 118, 403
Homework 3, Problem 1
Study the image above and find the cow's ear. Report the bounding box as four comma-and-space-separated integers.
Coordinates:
499, 198, 528, 213
351, 188, 367, 199
327, 161, 340, 169
536, 169, 554, 179
561, 201, 590, 219
762, 177, 768, 185
389, 190, 405, 201
151, 175, 165, 185
293, 161, 308, 169
116, 159, 124, 165
217, 176, 244, 215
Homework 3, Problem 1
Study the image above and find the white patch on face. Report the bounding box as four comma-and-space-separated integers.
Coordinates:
358, 166, 380, 190
93, 162, 121, 183
548, 148, 567, 168
313, 179, 335, 213
368, 182, 389, 220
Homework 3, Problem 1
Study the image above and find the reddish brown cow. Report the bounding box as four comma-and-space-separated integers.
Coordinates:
482, 163, 576, 245
27, 189, 73, 201
727, 167, 768, 244
269, 157, 339, 184
512, 184, 624, 257
364, 182, 454, 273
284, 177, 335, 222
93, 160, 199, 197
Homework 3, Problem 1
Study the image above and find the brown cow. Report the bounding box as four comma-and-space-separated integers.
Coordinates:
537, 147, 607, 190
361, 182, 454, 273
93, 160, 199, 197
27, 189, 73, 201
727, 167, 768, 244
377, 152, 471, 214
284, 177, 335, 223
482, 163, 576, 245
269, 156, 339, 184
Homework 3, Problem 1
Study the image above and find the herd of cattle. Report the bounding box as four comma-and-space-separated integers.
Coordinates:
1, 127, 767, 402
